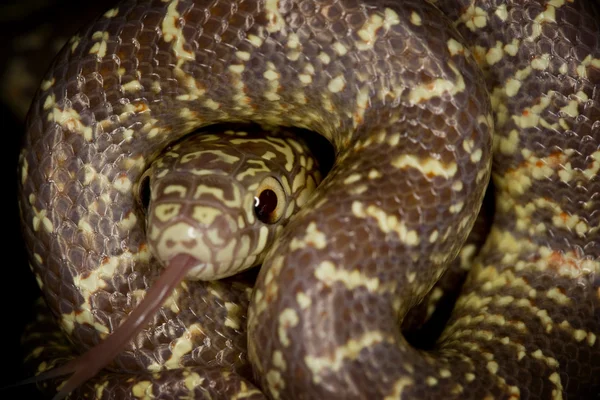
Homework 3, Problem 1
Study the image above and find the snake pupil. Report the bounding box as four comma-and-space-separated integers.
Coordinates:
140, 176, 151, 211
254, 189, 278, 223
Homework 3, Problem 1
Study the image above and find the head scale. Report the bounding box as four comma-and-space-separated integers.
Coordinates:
141, 127, 322, 280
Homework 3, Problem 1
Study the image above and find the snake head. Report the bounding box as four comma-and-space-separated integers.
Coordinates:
141, 127, 322, 280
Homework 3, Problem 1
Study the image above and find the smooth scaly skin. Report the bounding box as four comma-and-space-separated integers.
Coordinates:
17, 0, 599, 399
249, 1, 600, 399
23, 293, 266, 399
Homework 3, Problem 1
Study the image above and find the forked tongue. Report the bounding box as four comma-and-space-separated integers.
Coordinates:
25, 254, 197, 399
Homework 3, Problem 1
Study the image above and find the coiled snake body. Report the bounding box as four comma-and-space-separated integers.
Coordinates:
18, 0, 600, 398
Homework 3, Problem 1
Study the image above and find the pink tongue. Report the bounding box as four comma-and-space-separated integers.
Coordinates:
44, 254, 198, 399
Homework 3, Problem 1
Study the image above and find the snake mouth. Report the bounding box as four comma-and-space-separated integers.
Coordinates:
150, 213, 273, 280
169, 254, 261, 281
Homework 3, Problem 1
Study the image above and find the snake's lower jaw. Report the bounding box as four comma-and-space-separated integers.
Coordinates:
166, 254, 203, 278
162, 252, 218, 280
185, 257, 262, 280
185, 260, 221, 280
164, 252, 258, 281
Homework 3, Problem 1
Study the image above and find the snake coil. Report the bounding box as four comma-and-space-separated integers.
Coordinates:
18, 0, 600, 398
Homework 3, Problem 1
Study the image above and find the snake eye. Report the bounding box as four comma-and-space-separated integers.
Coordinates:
139, 175, 151, 211
254, 176, 286, 224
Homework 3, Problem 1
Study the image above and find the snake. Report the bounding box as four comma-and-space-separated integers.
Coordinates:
17, 0, 600, 399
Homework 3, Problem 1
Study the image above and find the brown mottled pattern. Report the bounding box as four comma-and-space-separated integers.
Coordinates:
22, 297, 266, 399
247, 1, 600, 399
402, 187, 494, 346
17, 0, 600, 399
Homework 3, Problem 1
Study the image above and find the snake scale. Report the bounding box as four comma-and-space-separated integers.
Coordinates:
17, 0, 600, 399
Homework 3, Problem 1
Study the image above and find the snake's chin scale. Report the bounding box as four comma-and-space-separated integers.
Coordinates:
185, 261, 231, 280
